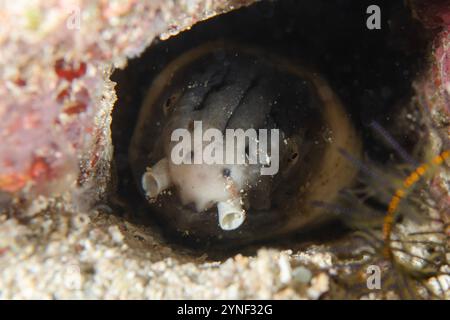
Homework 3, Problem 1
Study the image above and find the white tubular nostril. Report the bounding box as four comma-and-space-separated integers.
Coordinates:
141, 158, 171, 199
217, 198, 246, 231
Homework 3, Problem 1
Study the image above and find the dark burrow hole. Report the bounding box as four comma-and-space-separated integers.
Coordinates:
110, 0, 429, 258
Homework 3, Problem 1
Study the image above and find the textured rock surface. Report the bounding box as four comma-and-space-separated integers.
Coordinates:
0, 0, 449, 299
412, 0, 450, 221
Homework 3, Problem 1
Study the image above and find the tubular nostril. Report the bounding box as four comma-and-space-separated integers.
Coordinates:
141, 158, 172, 199
217, 199, 246, 231
142, 174, 159, 198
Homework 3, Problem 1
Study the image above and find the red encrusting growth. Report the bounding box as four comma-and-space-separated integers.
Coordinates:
54, 59, 87, 82
0, 156, 53, 193
63, 101, 88, 115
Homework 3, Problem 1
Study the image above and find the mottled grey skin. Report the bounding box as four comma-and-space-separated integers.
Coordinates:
129, 43, 360, 244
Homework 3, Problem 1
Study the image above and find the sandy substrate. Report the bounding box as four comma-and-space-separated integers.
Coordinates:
0, 197, 336, 299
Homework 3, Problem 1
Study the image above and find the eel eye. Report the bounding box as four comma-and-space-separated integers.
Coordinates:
222, 168, 231, 178
163, 93, 180, 116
